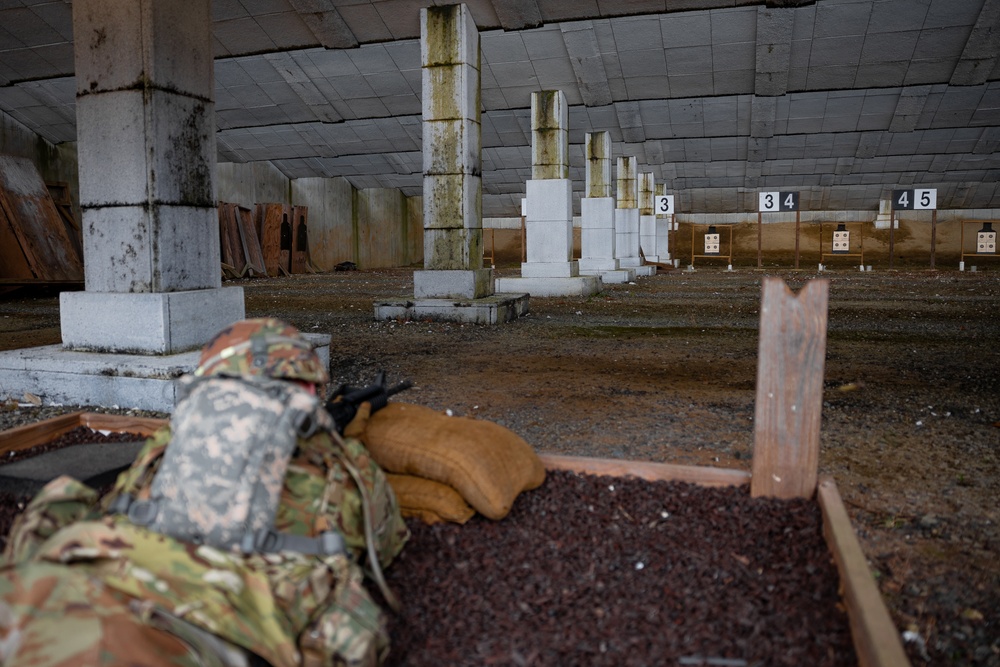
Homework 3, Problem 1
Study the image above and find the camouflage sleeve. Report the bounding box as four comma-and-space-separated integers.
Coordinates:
1, 475, 99, 567
98, 427, 171, 513
292, 555, 391, 667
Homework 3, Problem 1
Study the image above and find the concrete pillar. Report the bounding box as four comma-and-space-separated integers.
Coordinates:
414, 4, 492, 299
580, 131, 626, 279
874, 197, 897, 229
639, 172, 659, 263
494, 90, 599, 297
521, 90, 576, 278
60, 0, 243, 354
616, 156, 642, 269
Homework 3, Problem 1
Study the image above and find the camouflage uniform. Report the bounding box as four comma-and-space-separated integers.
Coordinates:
0, 319, 408, 667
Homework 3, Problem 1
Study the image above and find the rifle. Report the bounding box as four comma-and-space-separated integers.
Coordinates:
325, 371, 413, 434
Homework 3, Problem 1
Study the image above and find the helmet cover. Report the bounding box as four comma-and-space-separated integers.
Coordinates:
195, 317, 328, 385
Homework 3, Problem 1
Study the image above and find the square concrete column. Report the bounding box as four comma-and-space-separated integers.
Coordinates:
639, 172, 659, 263
414, 4, 493, 299
616, 156, 642, 269
579, 131, 622, 277
522, 90, 576, 278
61, 0, 243, 354
495, 90, 598, 296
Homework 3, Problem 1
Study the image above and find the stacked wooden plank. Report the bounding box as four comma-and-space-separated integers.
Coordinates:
0, 156, 83, 285
217, 202, 266, 279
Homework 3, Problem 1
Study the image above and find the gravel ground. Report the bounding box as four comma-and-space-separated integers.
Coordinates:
1, 263, 998, 665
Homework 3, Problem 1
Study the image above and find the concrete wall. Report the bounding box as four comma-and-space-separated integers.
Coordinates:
291, 176, 355, 271
291, 177, 423, 270
1, 110, 80, 215
356, 187, 417, 269
216, 161, 291, 208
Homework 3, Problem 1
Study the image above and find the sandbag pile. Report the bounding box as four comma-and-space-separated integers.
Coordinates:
359, 403, 546, 525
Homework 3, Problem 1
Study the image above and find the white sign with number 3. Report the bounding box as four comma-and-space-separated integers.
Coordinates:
654, 195, 674, 215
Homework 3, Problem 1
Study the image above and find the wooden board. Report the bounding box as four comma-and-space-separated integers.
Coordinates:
291, 205, 309, 274
751, 278, 829, 498
237, 205, 266, 276
255, 203, 292, 276
539, 454, 750, 487
0, 412, 166, 456
817, 476, 912, 667
218, 203, 247, 275
0, 156, 83, 282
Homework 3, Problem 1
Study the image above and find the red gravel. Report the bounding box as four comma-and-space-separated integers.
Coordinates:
381, 469, 856, 667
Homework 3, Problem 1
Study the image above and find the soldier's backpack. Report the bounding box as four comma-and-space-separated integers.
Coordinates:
112, 373, 341, 554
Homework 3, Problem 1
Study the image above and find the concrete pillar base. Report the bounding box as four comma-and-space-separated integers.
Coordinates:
60, 287, 246, 355
374, 294, 529, 325
521, 261, 579, 278
0, 333, 329, 412
495, 275, 602, 297
594, 269, 637, 284
413, 269, 495, 299
578, 257, 620, 273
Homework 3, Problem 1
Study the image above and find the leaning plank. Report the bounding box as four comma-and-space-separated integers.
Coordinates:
539, 454, 751, 487
218, 203, 246, 274
751, 278, 829, 498
237, 205, 266, 276
0, 156, 83, 281
817, 476, 911, 667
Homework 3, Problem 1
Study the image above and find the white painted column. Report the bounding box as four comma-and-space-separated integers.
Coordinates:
616, 156, 641, 269
61, 0, 243, 354
522, 90, 577, 278
639, 172, 659, 263
579, 131, 619, 275
414, 3, 493, 299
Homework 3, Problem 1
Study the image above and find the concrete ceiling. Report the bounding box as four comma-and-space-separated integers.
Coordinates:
1, 0, 999, 216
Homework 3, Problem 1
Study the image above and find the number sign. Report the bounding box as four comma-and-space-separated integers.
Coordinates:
758, 191, 799, 212
892, 189, 937, 210
654, 195, 674, 215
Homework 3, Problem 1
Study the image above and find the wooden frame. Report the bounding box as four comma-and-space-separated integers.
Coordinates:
1, 411, 909, 666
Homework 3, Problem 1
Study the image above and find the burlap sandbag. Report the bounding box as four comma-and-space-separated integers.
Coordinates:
362, 403, 546, 520
385, 473, 476, 525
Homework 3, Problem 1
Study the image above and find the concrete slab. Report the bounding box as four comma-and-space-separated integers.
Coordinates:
0, 440, 146, 496
373, 294, 530, 324
0, 333, 331, 412
495, 275, 602, 297
635, 266, 658, 277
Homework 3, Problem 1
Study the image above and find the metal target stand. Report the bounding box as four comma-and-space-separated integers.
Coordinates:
819, 222, 865, 270
690, 223, 734, 269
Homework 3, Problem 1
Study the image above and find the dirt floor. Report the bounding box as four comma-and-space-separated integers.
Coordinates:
1, 251, 998, 665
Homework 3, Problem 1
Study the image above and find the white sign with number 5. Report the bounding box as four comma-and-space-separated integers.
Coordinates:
914, 189, 937, 210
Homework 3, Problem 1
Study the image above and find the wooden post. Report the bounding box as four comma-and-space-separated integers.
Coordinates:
757, 211, 762, 268
751, 277, 829, 498
794, 209, 801, 269
930, 209, 937, 270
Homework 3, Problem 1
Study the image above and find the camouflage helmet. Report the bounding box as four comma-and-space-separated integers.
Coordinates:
195, 317, 328, 384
